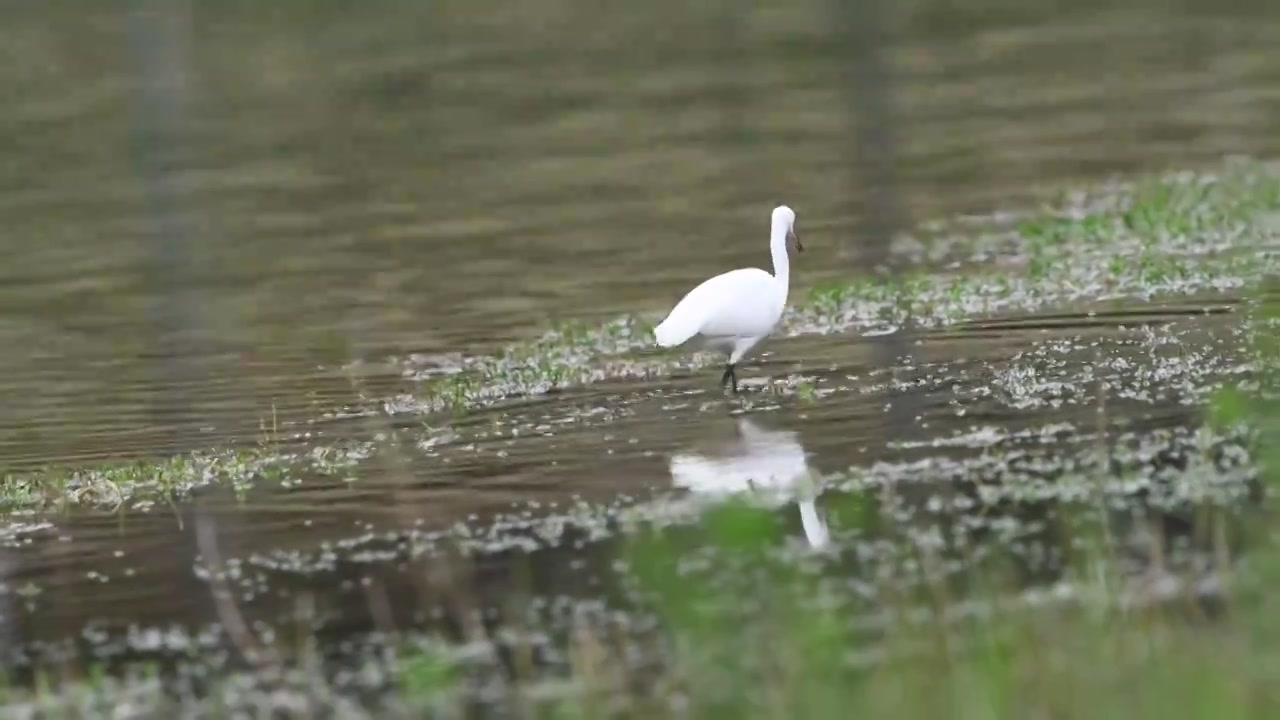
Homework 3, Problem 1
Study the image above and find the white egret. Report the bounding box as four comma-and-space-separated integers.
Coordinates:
653, 205, 802, 393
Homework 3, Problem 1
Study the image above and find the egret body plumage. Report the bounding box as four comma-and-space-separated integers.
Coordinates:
653, 205, 802, 392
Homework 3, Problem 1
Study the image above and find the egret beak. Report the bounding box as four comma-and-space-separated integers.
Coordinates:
788, 228, 803, 253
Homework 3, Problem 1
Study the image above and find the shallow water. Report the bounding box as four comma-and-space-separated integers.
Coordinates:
2, 0, 1280, 461
0, 0, 1278, 708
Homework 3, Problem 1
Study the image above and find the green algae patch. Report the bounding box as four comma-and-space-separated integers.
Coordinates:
0, 436, 378, 514
795, 158, 1280, 332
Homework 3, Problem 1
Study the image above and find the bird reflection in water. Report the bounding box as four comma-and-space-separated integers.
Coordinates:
667, 416, 829, 549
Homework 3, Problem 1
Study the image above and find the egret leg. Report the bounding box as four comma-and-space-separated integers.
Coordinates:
720, 363, 738, 394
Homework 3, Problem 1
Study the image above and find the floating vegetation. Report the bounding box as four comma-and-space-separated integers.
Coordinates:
0, 436, 378, 515
796, 159, 1279, 332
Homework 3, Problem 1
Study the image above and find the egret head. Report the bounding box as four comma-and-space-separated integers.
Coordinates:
772, 205, 802, 254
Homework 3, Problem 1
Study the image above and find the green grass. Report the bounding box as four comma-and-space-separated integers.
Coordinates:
588, 505, 1279, 720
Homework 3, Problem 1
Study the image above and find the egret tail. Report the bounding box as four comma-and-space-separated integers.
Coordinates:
654, 311, 700, 348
